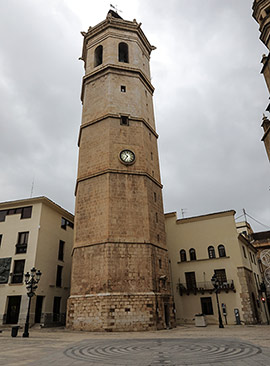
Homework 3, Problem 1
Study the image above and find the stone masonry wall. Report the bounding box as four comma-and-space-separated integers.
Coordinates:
237, 267, 261, 324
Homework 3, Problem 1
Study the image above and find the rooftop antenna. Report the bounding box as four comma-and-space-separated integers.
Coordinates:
243, 208, 247, 223
30, 176, 35, 198
110, 4, 122, 14
181, 208, 187, 219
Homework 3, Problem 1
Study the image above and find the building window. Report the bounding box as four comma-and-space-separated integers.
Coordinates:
201, 297, 213, 315
155, 212, 158, 223
120, 115, 129, 126
61, 217, 74, 230
265, 6, 270, 15
180, 250, 187, 262
56, 265, 63, 287
189, 248, 196, 261
185, 272, 196, 290
21, 206, 32, 219
16, 232, 29, 254
118, 42, 129, 63
218, 244, 226, 257
159, 259, 162, 269
94, 45, 103, 67
154, 192, 157, 202
208, 246, 216, 259
0, 210, 7, 222
249, 252, 253, 263
151, 152, 153, 160
58, 240, 65, 261
0, 234, 2, 247
214, 269, 227, 284
0, 206, 32, 222
120, 85, 126, 92
242, 246, 247, 258
157, 234, 159, 242
11, 260, 25, 283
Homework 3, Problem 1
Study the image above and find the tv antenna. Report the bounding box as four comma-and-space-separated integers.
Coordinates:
181, 208, 187, 219
30, 176, 35, 198
110, 4, 122, 14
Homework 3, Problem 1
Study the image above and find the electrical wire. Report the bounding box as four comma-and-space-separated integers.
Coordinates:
245, 212, 270, 230
235, 213, 244, 220
235, 210, 270, 230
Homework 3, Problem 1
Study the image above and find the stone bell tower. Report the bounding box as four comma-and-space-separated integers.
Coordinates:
67, 10, 174, 331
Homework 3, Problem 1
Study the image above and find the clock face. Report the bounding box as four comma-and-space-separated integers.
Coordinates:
119, 149, 135, 164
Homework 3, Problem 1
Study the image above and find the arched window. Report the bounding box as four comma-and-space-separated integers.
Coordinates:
180, 250, 187, 262
208, 246, 216, 259
189, 248, 196, 261
218, 244, 226, 258
118, 42, 129, 63
94, 45, 103, 67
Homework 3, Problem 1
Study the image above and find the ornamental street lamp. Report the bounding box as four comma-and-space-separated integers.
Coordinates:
211, 273, 224, 329
22, 267, 42, 338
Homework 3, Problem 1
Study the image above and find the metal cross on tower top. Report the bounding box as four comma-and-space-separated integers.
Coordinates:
110, 4, 122, 13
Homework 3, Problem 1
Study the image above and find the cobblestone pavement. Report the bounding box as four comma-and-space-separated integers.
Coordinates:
0, 325, 270, 366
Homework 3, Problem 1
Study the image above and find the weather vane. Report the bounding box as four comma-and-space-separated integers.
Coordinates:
110, 4, 122, 14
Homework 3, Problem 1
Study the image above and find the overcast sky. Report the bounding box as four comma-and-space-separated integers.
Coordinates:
0, 0, 269, 231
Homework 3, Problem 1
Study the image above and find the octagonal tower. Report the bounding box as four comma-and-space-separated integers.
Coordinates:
67, 10, 174, 331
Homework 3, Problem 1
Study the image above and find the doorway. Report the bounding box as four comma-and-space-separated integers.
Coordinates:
251, 292, 259, 323
35, 296, 44, 323
53, 297, 61, 322
6, 296, 21, 324
164, 303, 170, 328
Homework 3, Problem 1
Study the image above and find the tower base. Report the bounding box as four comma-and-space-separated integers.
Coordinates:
67, 292, 174, 331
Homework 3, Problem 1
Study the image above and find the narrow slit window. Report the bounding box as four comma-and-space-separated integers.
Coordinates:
120, 116, 129, 126
121, 85, 126, 92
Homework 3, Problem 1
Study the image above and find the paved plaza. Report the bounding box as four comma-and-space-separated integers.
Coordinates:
0, 325, 270, 366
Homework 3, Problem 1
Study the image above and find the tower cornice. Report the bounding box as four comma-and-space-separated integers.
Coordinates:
78, 114, 159, 147
75, 169, 163, 196
81, 63, 155, 102
252, 0, 269, 18
81, 15, 156, 63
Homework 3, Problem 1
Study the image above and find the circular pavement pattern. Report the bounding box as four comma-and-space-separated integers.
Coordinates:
64, 338, 262, 365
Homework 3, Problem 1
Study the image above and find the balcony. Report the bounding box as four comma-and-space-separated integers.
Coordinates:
15, 243, 27, 254
177, 280, 235, 296
11, 274, 23, 284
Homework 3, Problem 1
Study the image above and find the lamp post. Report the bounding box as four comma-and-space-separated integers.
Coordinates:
22, 267, 42, 338
211, 274, 224, 328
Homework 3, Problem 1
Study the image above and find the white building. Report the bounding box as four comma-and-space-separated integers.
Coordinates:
0, 197, 74, 326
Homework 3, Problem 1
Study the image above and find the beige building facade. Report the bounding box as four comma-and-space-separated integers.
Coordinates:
67, 10, 174, 331
0, 197, 74, 327
165, 210, 269, 325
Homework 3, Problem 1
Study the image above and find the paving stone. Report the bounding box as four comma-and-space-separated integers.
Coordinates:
0, 325, 270, 366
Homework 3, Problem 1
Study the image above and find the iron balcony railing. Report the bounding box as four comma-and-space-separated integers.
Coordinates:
11, 273, 24, 284
177, 280, 235, 296
15, 243, 27, 254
